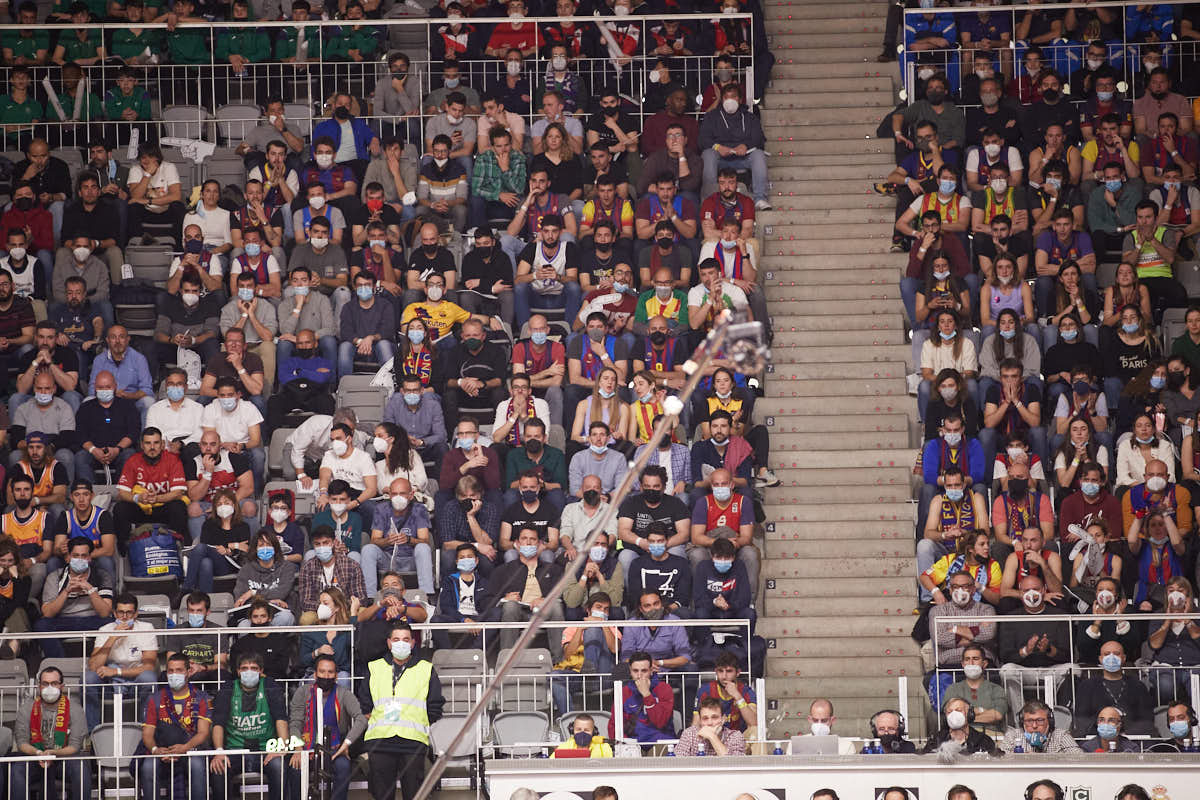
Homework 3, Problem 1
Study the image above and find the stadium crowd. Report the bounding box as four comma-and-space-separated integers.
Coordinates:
0, 0, 784, 793
879, 0, 1200, 758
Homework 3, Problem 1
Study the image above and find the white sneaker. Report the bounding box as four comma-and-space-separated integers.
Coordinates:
754, 199, 773, 211
755, 469, 781, 487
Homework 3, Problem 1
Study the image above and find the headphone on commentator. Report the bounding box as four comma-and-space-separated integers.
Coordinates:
868, 709, 907, 740
1024, 781, 1064, 800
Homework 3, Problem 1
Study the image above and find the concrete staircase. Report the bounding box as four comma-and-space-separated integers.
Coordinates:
759, 0, 927, 739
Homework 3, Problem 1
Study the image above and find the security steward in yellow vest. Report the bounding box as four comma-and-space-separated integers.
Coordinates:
357, 621, 445, 800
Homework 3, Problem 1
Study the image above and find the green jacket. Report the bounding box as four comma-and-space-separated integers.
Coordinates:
273, 25, 320, 60
111, 28, 165, 61
167, 29, 210, 64
56, 34, 103, 62
215, 28, 272, 63
104, 87, 152, 121
321, 25, 380, 61
59, 90, 104, 122
1, 31, 49, 60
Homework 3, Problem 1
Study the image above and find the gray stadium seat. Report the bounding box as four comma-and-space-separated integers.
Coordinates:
1177, 261, 1200, 299
161, 104, 218, 142
268, 427, 296, 478
557, 710, 611, 741
429, 715, 479, 784
491, 710, 550, 748
493, 647, 553, 712
432, 649, 486, 714
216, 104, 262, 144
1096, 261, 1119, 289
125, 243, 174, 287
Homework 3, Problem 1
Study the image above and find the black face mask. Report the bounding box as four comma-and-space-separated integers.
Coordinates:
333, 106, 352, 121
392, 70, 407, 81
475, 244, 492, 259
459, 498, 474, 513
315, 676, 337, 693
1168, 371, 1187, 390
464, 337, 484, 352
656, 237, 673, 250
603, 106, 619, 117
649, 330, 668, 346
643, 489, 663, 504
1042, 88, 1060, 102
14, 197, 33, 211
525, 439, 543, 455
1008, 478, 1028, 499
573, 731, 593, 747
594, 241, 611, 253
925, 90, 946, 105
422, 243, 439, 256
879, 734, 901, 753
520, 489, 540, 504
583, 489, 601, 506
296, 347, 317, 359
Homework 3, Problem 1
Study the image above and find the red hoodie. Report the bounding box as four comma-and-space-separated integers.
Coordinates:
0, 205, 54, 252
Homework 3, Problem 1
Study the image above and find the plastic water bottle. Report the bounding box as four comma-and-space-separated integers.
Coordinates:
697, 738, 707, 756
772, 745, 784, 755
1013, 745, 1024, 754
665, 744, 676, 756
872, 739, 882, 754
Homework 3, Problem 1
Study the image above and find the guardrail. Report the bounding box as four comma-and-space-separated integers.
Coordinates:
0, 13, 756, 151
930, 610, 1200, 735
900, 0, 1199, 107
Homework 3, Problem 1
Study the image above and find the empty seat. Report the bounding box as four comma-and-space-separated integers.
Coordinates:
91, 722, 145, 789
215, 103, 262, 145
125, 243, 174, 286
429, 715, 479, 780
432, 649, 486, 714
491, 710, 550, 746
268, 427, 296, 479
1178, 261, 1200, 299
493, 648, 552, 712
161, 105, 217, 142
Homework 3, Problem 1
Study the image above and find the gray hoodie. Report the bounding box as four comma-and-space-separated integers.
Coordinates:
234, 557, 299, 609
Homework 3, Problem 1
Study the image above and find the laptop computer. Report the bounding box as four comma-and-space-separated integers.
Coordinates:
789, 735, 841, 755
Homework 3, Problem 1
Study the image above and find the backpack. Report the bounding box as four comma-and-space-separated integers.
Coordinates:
128, 523, 184, 579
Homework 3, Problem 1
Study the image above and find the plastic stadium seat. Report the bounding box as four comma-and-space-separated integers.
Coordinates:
1177, 261, 1200, 299
0, 660, 28, 725
1096, 261, 1119, 289
268, 427, 295, 478
161, 105, 218, 142
491, 710, 550, 746
429, 715, 479, 785
1162, 307, 1188, 353
91, 723, 143, 788
215, 104, 261, 142
264, 479, 315, 518
493, 648, 553, 712
284, 102, 315, 140
125, 243, 174, 286
557, 710, 611, 741
203, 151, 248, 189
433, 649, 486, 714
548, 424, 566, 453
136, 593, 174, 629
38, 657, 84, 688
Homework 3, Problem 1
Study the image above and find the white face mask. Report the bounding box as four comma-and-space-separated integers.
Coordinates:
810, 722, 831, 737
433, 157, 449, 169
309, 195, 327, 209
391, 494, 408, 511
270, 508, 289, 523
182, 292, 199, 306
552, 56, 567, 71
316, 603, 333, 621
73, 246, 91, 262
373, 436, 388, 453
984, 143, 1002, 159
426, 285, 444, 302
990, 179, 1007, 194
310, 237, 329, 250
945, 710, 968, 730
216, 504, 234, 519
1146, 476, 1167, 493
315, 153, 333, 168
330, 439, 348, 456
8, 246, 25, 261
329, 502, 347, 516
506, 61, 522, 76
40, 686, 61, 704
1022, 589, 1042, 608
962, 663, 983, 680
951, 587, 972, 606
722, 98, 739, 114
1087, 58, 1104, 70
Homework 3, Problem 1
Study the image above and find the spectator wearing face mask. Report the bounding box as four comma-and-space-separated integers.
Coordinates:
925, 567, 997, 668
997, 574, 1073, 715
999, 700, 1082, 754
943, 644, 1008, 736
1126, 509, 1189, 609
921, 697, 997, 754
1058, 468, 1122, 546
1066, 639, 1155, 735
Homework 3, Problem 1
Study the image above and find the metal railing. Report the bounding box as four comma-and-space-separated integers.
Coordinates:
900, 0, 1200, 108
0, 13, 755, 152
930, 610, 1200, 736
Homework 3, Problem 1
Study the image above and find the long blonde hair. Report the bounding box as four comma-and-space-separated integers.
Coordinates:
319, 586, 351, 624
589, 366, 625, 429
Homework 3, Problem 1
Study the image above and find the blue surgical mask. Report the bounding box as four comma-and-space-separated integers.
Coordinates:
613, 281, 629, 294
639, 391, 654, 404
713, 559, 733, 574
1060, 328, 1078, 342
456, 557, 477, 572
1170, 720, 1190, 739
589, 444, 608, 455
390, 640, 412, 660
166, 385, 186, 402
939, 330, 957, 341
1080, 481, 1101, 497
647, 543, 666, 557
945, 488, 964, 502
713, 486, 733, 502
1105, 179, 1123, 193
457, 436, 475, 450
1097, 91, 1113, 102
219, 397, 238, 411
999, 328, 1016, 340
1024, 730, 1047, 749
1122, 322, 1140, 334
518, 544, 539, 559
589, 546, 607, 562
407, 328, 425, 345
404, 392, 422, 406
1151, 375, 1167, 389
96, 389, 115, 403
1045, 177, 1062, 190
238, 287, 255, 302
1096, 722, 1118, 740
314, 545, 333, 562
942, 431, 962, 447
598, 389, 615, 399
239, 670, 260, 689
187, 612, 205, 627
69, 558, 89, 573
244, 242, 262, 257
938, 179, 956, 195
357, 286, 374, 301
1100, 653, 1122, 672
530, 330, 548, 345
294, 285, 310, 297
257, 547, 275, 562
167, 673, 187, 691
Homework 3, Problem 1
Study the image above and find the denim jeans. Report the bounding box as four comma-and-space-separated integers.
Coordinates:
211, 752, 284, 800
11, 757, 91, 800
700, 149, 768, 202
337, 338, 396, 381
182, 541, 237, 592
360, 541, 435, 594
139, 753, 208, 800
551, 626, 618, 712
513, 281, 583, 329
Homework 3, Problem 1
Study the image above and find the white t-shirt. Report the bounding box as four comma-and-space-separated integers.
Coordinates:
687, 282, 749, 312
96, 620, 158, 669
376, 453, 429, 496
200, 399, 264, 445
229, 255, 281, 280
183, 204, 233, 249
127, 161, 182, 212
319, 447, 376, 491
145, 398, 205, 445
965, 145, 1024, 176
